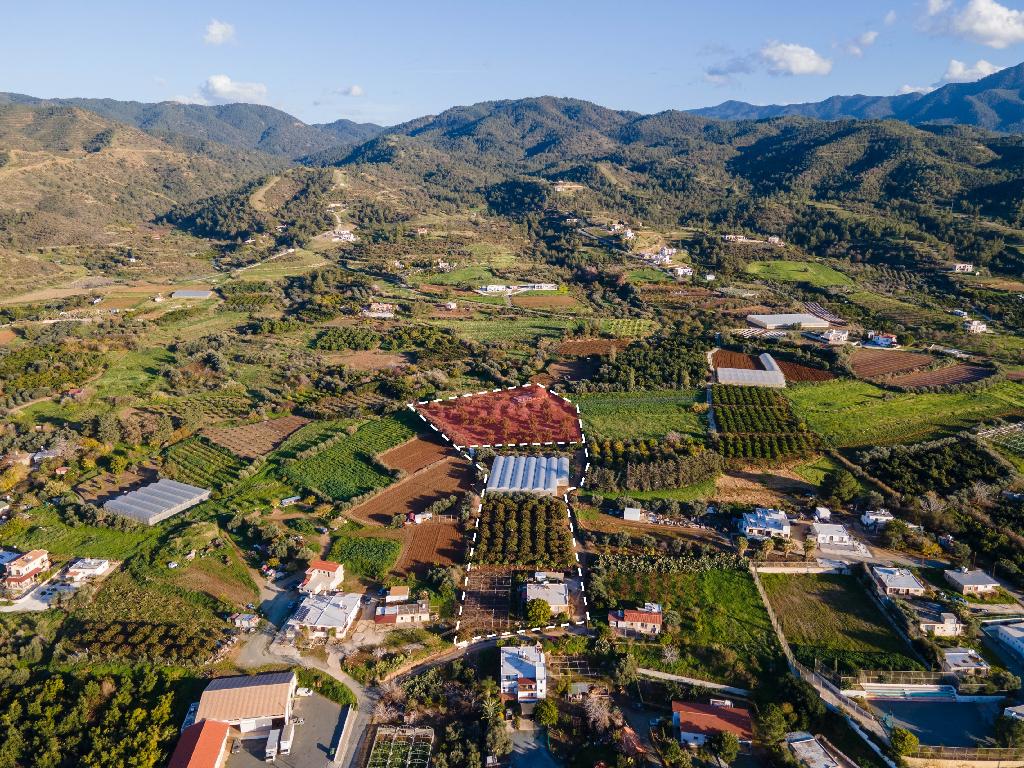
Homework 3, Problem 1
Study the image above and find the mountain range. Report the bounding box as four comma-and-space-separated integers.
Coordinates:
690, 61, 1024, 133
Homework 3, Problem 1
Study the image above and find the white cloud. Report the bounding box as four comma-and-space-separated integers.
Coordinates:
338, 84, 365, 97
950, 0, 1024, 47
200, 74, 268, 104
760, 42, 833, 75
928, 0, 953, 15
897, 83, 936, 94
942, 57, 1006, 81
884, 9, 898, 25
204, 19, 235, 45
846, 29, 880, 56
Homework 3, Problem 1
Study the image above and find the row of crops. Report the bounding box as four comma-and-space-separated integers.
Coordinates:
475, 494, 574, 568
712, 385, 817, 461
162, 436, 246, 489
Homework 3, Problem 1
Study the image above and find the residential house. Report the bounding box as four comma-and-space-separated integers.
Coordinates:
872, 566, 926, 597
819, 329, 849, 345
996, 622, 1024, 659
861, 509, 894, 530
811, 523, 852, 546
672, 266, 694, 278
66, 558, 110, 582
740, 508, 791, 540
230, 613, 260, 631
285, 593, 362, 639
374, 600, 430, 625
608, 603, 663, 636
746, 313, 830, 330
767, 236, 784, 246
920, 612, 963, 638
2, 549, 50, 596
671, 701, 753, 748
500, 644, 547, 702
867, 331, 898, 348
386, 586, 411, 604
941, 647, 991, 676
944, 568, 1000, 596
813, 507, 831, 522
526, 581, 570, 616
952, 263, 975, 273
168, 719, 231, 768
299, 560, 344, 595
362, 302, 395, 319
964, 320, 988, 334
195, 671, 296, 733
786, 733, 840, 768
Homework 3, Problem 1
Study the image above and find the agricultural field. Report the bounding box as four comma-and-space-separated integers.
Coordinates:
847, 291, 955, 330
366, 726, 434, 768
596, 560, 779, 687
0, 504, 158, 559
460, 567, 515, 634
555, 338, 628, 356
711, 385, 817, 461
202, 414, 309, 459
886, 364, 995, 389
162, 436, 246, 490
978, 422, 1024, 460
849, 348, 934, 379
378, 435, 454, 473
393, 519, 464, 576
712, 350, 760, 370
786, 379, 1024, 448
774, 359, 835, 383
283, 415, 415, 501
511, 293, 584, 311
598, 318, 657, 337
428, 317, 573, 343
146, 392, 253, 422
417, 384, 582, 446
475, 494, 574, 569
345, 456, 473, 527
761, 573, 923, 673
573, 389, 705, 439
745, 260, 853, 287
328, 533, 402, 580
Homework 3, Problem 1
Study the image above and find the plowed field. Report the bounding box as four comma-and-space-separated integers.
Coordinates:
203, 415, 309, 459
850, 348, 933, 379
888, 364, 995, 388
345, 456, 474, 527
775, 360, 835, 383
555, 338, 627, 356
712, 350, 761, 370
393, 520, 464, 575
379, 435, 452, 473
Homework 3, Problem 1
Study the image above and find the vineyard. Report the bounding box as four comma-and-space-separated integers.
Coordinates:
162, 437, 245, 489
711, 385, 817, 461
284, 415, 415, 500
598, 318, 657, 337
202, 414, 309, 458
475, 494, 574, 568
848, 291, 955, 330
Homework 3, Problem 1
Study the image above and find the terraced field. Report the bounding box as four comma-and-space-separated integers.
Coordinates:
162, 437, 246, 489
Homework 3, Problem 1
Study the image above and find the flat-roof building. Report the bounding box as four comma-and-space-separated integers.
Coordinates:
747, 313, 830, 330
195, 672, 296, 733
942, 647, 991, 676
944, 568, 999, 595
103, 479, 210, 525
525, 581, 570, 615
374, 600, 430, 625
67, 558, 111, 582
786, 733, 840, 768
486, 455, 570, 496
287, 592, 362, 639
811, 523, 852, 546
872, 566, 926, 597
996, 622, 1024, 659
500, 644, 547, 702
740, 508, 791, 540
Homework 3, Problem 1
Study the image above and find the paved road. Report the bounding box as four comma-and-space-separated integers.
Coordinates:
511, 727, 558, 768
637, 668, 750, 696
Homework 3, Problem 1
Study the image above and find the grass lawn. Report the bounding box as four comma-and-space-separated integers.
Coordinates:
0, 505, 158, 560
745, 260, 853, 288
93, 348, 175, 399
601, 568, 779, 687
627, 267, 671, 283
761, 573, 922, 673
574, 390, 705, 439
416, 265, 499, 286
786, 379, 1024, 448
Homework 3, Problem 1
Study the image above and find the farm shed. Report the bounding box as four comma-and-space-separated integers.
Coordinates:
486, 455, 570, 496
623, 507, 644, 522
374, 599, 430, 625
103, 478, 210, 525
195, 671, 296, 733
747, 313, 830, 330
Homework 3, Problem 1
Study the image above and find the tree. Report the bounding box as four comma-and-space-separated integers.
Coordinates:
760, 538, 775, 561
662, 739, 692, 768
485, 719, 512, 757
736, 536, 749, 558
614, 653, 638, 688
708, 732, 740, 766
535, 698, 559, 729
803, 537, 817, 561
755, 704, 788, 745
525, 599, 552, 627
996, 715, 1024, 747
584, 693, 613, 733
890, 727, 919, 757
822, 470, 858, 504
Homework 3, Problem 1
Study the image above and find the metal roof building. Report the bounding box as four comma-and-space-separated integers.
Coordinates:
103, 478, 210, 525
746, 313, 830, 330
171, 290, 214, 299
716, 353, 787, 388
486, 455, 570, 496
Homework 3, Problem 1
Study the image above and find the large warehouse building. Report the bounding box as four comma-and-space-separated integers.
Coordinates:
103, 478, 211, 525
195, 671, 296, 733
486, 455, 570, 496
746, 313, 830, 330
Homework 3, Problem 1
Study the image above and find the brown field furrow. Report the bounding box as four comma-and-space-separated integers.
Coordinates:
887, 364, 995, 388
202, 415, 309, 459
555, 338, 626, 356
378, 435, 453, 473
393, 520, 464, 575
712, 350, 761, 370
345, 456, 474, 527
850, 348, 933, 379
775, 360, 836, 382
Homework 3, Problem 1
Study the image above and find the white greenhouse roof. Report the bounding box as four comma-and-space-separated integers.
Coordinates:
103, 478, 210, 525
747, 313, 830, 330
487, 455, 570, 495
716, 367, 787, 388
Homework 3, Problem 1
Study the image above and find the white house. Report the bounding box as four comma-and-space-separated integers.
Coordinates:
813, 507, 831, 522
996, 622, 1024, 659
740, 508, 791, 540
66, 558, 111, 582
672, 266, 694, 278
861, 509, 894, 530
819, 329, 849, 345
526, 581, 570, 615
944, 568, 1000, 596
375, 600, 430, 625
920, 612, 963, 638
964, 320, 988, 334
286, 593, 362, 639
872, 566, 926, 597
866, 331, 898, 348
951, 263, 975, 273
299, 560, 344, 595
941, 647, 990, 676
500, 644, 547, 702
623, 507, 645, 522
385, 586, 411, 604
811, 523, 852, 546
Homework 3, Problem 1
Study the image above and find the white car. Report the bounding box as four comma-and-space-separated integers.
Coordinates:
295, 687, 313, 697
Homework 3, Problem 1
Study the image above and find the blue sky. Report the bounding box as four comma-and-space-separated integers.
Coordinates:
2, 0, 1023, 125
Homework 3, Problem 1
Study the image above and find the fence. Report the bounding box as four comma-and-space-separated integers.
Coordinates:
747, 564, 890, 743
912, 746, 1024, 761
838, 669, 958, 688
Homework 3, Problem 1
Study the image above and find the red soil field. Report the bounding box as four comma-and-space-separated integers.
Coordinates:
378, 435, 453, 473
712, 350, 761, 370
555, 338, 627, 356
887, 364, 995, 388
417, 385, 583, 446
850, 348, 933, 379
203, 415, 309, 459
775, 359, 836, 383
393, 520, 464, 575
345, 456, 474, 527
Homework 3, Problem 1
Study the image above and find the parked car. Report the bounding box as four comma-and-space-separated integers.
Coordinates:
296, 687, 313, 697
231, 740, 241, 754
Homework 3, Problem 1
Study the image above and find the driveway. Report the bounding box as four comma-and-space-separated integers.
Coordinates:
511, 727, 558, 768
226, 693, 344, 768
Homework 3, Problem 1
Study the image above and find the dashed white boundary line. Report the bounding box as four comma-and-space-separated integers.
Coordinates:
408, 381, 592, 648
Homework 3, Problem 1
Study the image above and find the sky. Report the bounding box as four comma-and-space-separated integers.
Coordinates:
2, 0, 1024, 125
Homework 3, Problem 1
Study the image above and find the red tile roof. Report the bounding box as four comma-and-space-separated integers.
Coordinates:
307, 559, 341, 573
671, 702, 753, 739
168, 720, 230, 768
621, 609, 662, 624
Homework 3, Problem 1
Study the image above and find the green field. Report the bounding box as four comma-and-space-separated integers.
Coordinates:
574, 389, 705, 439
745, 260, 853, 287
584, 478, 717, 502
601, 567, 779, 686
328, 534, 401, 580
598, 318, 657, 338
786, 379, 1024, 448
761, 573, 922, 673
283, 415, 414, 501
93, 348, 175, 399
0, 505, 158, 560
163, 437, 246, 489
416, 265, 499, 286
627, 267, 671, 283
431, 317, 573, 342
